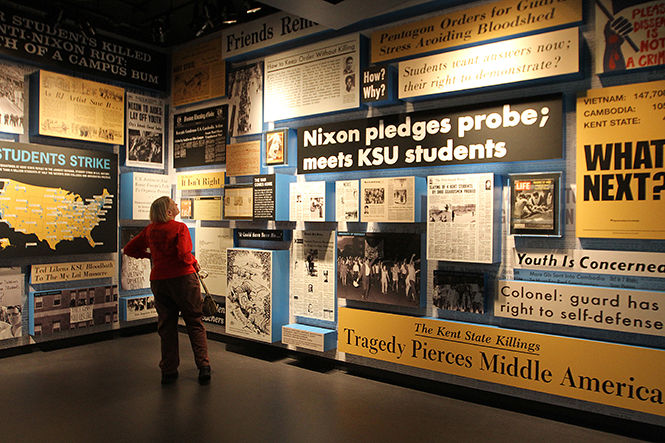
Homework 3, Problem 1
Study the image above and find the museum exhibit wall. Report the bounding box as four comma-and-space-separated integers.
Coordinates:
1, 0, 664, 426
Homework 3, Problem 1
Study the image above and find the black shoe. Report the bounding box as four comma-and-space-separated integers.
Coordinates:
161, 371, 178, 385
198, 366, 211, 385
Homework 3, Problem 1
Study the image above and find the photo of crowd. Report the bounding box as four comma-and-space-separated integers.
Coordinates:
337, 232, 421, 307
432, 271, 485, 313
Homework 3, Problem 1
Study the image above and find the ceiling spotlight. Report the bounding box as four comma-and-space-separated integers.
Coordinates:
246, 7, 261, 14
152, 17, 167, 44
222, 18, 237, 24
195, 3, 215, 37
54, 9, 65, 29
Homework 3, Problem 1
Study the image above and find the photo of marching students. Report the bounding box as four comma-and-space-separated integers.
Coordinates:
336, 232, 421, 307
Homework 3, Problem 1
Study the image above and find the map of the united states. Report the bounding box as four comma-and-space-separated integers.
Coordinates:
0, 179, 113, 249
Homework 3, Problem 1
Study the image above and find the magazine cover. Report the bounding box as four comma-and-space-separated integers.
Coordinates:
509, 172, 561, 236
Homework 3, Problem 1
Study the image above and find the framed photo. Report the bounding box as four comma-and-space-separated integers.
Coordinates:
509, 172, 562, 237
265, 129, 287, 166
433, 271, 485, 314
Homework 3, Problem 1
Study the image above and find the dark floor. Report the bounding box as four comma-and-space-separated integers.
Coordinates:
0, 332, 654, 442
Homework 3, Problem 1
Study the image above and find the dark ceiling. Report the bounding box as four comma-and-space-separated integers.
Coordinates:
4, 0, 279, 47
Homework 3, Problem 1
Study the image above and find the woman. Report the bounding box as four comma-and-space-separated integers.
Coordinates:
123, 196, 211, 385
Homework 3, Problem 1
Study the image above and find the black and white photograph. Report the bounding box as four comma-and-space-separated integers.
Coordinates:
432, 271, 485, 314
123, 295, 156, 321
337, 232, 421, 307
226, 248, 272, 341
0, 273, 23, 340
0, 61, 30, 135
227, 62, 264, 137
509, 172, 561, 236
428, 203, 474, 223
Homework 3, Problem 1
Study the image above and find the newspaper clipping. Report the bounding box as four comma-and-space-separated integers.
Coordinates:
361, 176, 414, 223
125, 92, 165, 169
335, 180, 359, 222
290, 181, 326, 222
427, 173, 495, 263
195, 227, 234, 296
290, 230, 336, 321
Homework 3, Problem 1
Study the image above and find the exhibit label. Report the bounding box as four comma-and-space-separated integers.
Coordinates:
31, 260, 115, 284
264, 34, 360, 122
595, 0, 665, 73
513, 248, 665, 278
223, 12, 323, 59
338, 307, 665, 417
0, 5, 168, 90
177, 171, 225, 190
371, 0, 582, 63
297, 95, 562, 174
496, 280, 665, 336
399, 27, 579, 99
0, 141, 117, 257
576, 79, 665, 239
38, 70, 125, 145
172, 37, 225, 107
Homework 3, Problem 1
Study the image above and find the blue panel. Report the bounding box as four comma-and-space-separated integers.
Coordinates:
119, 172, 135, 220
271, 249, 290, 342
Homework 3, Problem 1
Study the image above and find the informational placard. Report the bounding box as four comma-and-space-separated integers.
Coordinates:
0, 273, 23, 340
509, 172, 561, 236
120, 172, 171, 220
361, 65, 390, 103
0, 141, 117, 258
177, 171, 225, 190
0, 4, 168, 91
0, 60, 31, 135
226, 248, 274, 342
264, 34, 360, 122
290, 230, 336, 321
337, 232, 422, 307
226, 141, 261, 177
237, 229, 285, 242
173, 105, 227, 168
253, 175, 276, 220
37, 70, 125, 144
32, 260, 115, 284
360, 176, 415, 223
222, 12, 323, 59
172, 37, 225, 107
336, 180, 359, 222
120, 227, 151, 291
202, 297, 225, 327
338, 307, 665, 417
576, 79, 665, 239
371, 0, 582, 63
290, 181, 326, 222
595, 0, 665, 73
496, 280, 665, 336
399, 28, 579, 99
195, 227, 234, 296
513, 248, 665, 278
224, 184, 254, 219
228, 62, 264, 137
192, 197, 223, 221
125, 92, 165, 169
297, 95, 562, 174
180, 198, 193, 219
427, 173, 497, 263
433, 271, 485, 313
30, 285, 118, 336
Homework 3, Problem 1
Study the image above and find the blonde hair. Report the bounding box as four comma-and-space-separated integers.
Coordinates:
150, 196, 172, 223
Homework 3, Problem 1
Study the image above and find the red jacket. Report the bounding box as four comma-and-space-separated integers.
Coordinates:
123, 220, 198, 281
